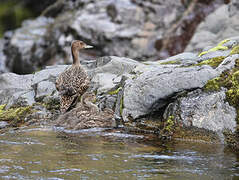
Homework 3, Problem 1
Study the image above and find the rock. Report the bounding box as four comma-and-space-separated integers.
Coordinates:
186, 4, 239, 52
3, 16, 55, 74
89, 56, 140, 94
0, 73, 34, 108
122, 65, 218, 121
168, 89, 236, 132
0, 39, 7, 73
3, 0, 225, 74
158, 52, 200, 66
0, 121, 8, 129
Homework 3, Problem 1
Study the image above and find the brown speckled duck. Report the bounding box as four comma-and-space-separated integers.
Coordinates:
55, 40, 93, 113
55, 92, 116, 130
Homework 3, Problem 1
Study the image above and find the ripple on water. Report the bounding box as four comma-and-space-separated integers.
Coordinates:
0, 126, 238, 179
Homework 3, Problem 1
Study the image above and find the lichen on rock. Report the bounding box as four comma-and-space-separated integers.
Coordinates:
198, 39, 230, 57
0, 104, 34, 127
196, 56, 225, 68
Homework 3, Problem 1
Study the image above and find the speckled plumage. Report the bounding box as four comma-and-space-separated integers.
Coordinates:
55, 40, 92, 113
55, 92, 116, 130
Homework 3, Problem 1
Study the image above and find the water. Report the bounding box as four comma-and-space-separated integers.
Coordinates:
0, 126, 238, 180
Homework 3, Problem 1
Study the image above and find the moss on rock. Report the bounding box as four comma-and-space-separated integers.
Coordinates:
230, 45, 239, 55
196, 56, 225, 68
204, 59, 239, 148
162, 115, 176, 137
198, 39, 230, 57
108, 87, 122, 95
0, 105, 34, 126
160, 60, 181, 65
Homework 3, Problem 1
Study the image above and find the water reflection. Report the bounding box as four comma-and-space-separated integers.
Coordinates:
0, 126, 238, 179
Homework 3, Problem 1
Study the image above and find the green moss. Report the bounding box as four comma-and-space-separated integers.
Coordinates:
108, 87, 122, 95
0, 105, 34, 126
196, 56, 225, 68
204, 59, 239, 124
163, 116, 175, 133
160, 60, 181, 65
230, 45, 239, 55
218, 39, 230, 46
120, 96, 124, 116
0, 104, 6, 111
198, 39, 230, 57
204, 77, 221, 91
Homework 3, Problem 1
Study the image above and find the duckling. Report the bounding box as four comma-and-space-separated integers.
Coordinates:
55, 92, 116, 130
55, 40, 93, 113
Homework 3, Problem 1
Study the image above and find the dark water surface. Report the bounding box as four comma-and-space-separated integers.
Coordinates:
0, 126, 238, 180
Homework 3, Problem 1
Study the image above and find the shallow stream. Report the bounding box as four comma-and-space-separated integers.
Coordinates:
0, 126, 238, 179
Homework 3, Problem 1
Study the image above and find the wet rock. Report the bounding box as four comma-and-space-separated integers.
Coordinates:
123, 65, 218, 121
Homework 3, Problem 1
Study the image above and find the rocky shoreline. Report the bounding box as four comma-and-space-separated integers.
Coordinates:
0, 36, 239, 150
0, 0, 239, 151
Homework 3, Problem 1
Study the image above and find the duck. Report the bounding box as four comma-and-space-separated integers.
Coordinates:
55, 92, 116, 130
55, 40, 93, 113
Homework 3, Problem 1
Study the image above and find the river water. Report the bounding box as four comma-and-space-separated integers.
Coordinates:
0, 126, 238, 180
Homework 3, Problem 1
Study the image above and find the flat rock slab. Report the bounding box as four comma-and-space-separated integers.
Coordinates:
123, 65, 218, 121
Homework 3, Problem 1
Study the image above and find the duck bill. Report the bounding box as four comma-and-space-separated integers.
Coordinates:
85, 45, 93, 49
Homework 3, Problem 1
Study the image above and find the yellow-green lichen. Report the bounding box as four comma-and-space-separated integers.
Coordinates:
108, 87, 122, 95
204, 59, 239, 124
120, 96, 124, 116
230, 45, 239, 55
204, 77, 221, 91
160, 60, 181, 65
198, 39, 230, 57
163, 115, 175, 133
196, 56, 225, 68
0, 105, 34, 126
0, 104, 6, 111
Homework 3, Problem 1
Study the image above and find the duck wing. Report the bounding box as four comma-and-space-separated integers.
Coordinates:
56, 65, 89, 96
60, 94, 78, 113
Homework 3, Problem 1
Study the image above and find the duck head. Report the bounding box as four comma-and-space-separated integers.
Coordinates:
71, 40, 93, 64
71, 40, 93, 51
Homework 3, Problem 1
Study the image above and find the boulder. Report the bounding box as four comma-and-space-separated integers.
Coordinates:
165, 89, 237, 134
122, 65, 218, 121
186, 4, 239, 52
3, 17, 55, 74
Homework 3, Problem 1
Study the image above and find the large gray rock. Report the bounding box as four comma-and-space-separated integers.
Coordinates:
122, 65, 218, 121
186, 4, 239, 52
166, 89, 237, 133
89, 56, 140, 94
3, 17, 55, 74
